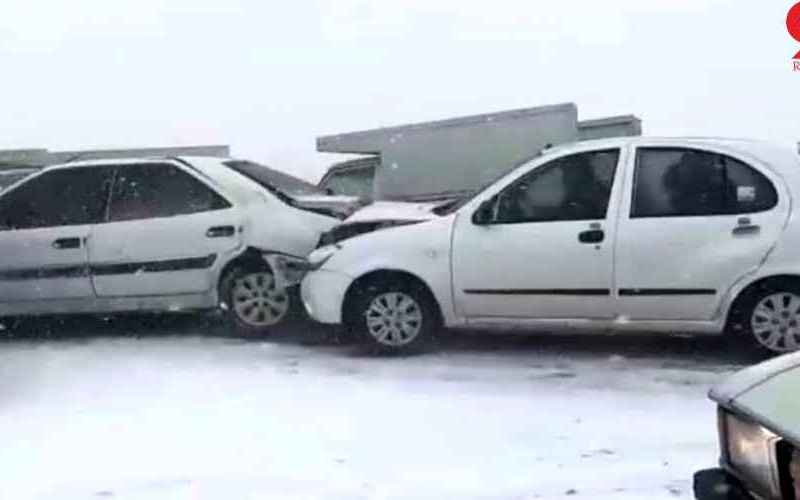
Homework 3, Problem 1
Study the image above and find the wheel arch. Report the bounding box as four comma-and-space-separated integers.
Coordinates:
341, 269, 443, 327
724, 274, 800, 331
216, 247, 274, 301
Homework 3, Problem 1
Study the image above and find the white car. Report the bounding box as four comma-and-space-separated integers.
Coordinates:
0, 156, 357, 335
302, 137, 800, 354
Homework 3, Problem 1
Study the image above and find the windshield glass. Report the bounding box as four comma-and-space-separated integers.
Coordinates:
432, 151, 543, 215
223, 160, 326, 198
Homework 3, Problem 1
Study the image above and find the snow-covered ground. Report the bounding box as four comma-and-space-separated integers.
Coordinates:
0, 318, 752, 500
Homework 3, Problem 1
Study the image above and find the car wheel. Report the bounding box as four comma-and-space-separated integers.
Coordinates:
219, 266, 298, 337
348, 280, 440, 354
739, 286, 800, 354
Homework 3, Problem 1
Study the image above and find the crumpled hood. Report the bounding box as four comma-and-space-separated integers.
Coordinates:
291, 193, 362, 217
710, 351, 800, 445
345, 201, 441, 224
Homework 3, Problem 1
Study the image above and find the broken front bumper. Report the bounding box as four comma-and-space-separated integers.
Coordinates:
300, 269, 353, 324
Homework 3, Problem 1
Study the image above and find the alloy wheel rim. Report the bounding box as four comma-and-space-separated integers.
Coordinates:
231, 272, 289, 327
751, 292, 800, 352
365, 292, 423, 346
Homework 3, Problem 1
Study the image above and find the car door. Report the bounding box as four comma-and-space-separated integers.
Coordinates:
614, 145, 789, 321
451, 148, 624, 319
89, 161, 244, 297
0, 166, 112, 304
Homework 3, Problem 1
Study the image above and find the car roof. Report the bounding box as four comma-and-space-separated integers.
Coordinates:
43, 155, 227, 169
544, 136, 791, 155
41, 155, 239, 185
541, 136, 800, 178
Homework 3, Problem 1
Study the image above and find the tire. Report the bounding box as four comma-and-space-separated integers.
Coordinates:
346, 278, 440, 355
218, 266, 302, 338
735, 283, 800, 355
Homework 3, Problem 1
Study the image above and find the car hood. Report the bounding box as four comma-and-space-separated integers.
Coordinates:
345, 201, 440, 224
710, 351, 800, 445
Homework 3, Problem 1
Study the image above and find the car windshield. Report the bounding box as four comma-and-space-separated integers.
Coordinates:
223, 160, 327, 199
432, 151, 544, 215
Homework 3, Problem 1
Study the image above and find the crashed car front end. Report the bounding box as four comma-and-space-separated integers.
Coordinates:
314, 200, 442, 248
260, 203, 436, 290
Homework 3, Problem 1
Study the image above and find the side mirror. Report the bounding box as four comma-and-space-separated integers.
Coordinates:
472, 200, 495, 225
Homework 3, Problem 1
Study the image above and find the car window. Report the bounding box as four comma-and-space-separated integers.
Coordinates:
0, 167, 112, 230
492, 149, 620, 224
631, 148, 778, 218
322, 167, 376, 199
223, 160, 326, 197
108, 163, 231, 222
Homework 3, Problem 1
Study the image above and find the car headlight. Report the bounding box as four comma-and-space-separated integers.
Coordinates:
307, 245, 339, 271
722, 409, 782, 499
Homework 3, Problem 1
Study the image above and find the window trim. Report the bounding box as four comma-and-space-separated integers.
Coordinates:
629, 147, 779, 219
105, 162, 233, 223
478, 148, 622, 225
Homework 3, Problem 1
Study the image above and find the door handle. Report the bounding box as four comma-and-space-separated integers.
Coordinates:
732, 217, 760, 236
52, 237, 82, 250
578, 229, 605, 244
206, 225, 236, 238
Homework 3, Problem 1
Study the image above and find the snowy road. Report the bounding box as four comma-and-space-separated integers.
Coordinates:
0, 317, 754, 500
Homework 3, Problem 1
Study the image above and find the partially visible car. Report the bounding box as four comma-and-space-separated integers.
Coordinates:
317, 156, 379, 202
301, 137, 800, 354
694, 352, 800, 499
0, 156, 358, 336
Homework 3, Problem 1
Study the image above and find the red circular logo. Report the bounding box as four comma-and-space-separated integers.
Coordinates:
788, 2, 800, 42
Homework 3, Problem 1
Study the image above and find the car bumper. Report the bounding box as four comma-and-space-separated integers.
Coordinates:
301, 269, 353, 324
693, 468, 756, 500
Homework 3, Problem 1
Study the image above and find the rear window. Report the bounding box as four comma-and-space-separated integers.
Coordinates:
632, 148, 778, 218
224, 160, 324, 197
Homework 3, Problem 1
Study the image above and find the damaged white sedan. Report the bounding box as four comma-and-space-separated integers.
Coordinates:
302, 137, 800, 354
0, 157, 359, 336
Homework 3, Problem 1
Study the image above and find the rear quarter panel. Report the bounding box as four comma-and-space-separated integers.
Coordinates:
717, 148, 800, 321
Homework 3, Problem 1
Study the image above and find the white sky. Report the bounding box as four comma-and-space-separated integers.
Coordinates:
0, 0, 797, 181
